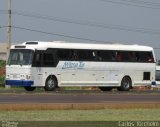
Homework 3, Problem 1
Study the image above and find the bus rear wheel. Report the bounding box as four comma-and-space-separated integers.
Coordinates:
24, 86, 36, 91
44, 76, 57, 91
117, 76, 132, 91
99, 87, 112, 91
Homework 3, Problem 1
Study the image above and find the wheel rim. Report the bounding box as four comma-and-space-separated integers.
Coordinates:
122, 77, 131, 89
47, 78, 55, 89
45, 76, 57, 91
123, 78, 130, 89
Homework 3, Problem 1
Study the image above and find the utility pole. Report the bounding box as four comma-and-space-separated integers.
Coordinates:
7, 0, 11, 59
6, 0, 11, 88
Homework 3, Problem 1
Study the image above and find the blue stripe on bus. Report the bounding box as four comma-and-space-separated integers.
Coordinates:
5, 80, 34, 86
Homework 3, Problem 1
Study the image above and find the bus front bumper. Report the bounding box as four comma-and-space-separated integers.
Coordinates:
5, 80, 34, 86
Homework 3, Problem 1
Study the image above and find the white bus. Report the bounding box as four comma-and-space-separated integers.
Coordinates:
6, 41, 156, 91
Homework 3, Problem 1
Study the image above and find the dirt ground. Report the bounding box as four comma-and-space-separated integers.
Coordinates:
0, 67, 5, 76
0, 103, 160, 111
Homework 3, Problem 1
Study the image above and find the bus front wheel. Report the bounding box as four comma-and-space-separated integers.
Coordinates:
44, 76, 57, 91
117, 76, 132, 91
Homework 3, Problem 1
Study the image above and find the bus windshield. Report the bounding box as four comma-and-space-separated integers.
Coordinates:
7, 49, 34, 65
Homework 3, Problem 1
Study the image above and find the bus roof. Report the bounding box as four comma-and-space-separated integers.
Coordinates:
11, 41, 153, 51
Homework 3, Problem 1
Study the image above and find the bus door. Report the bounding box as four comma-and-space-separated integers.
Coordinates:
32, 51, 43, 86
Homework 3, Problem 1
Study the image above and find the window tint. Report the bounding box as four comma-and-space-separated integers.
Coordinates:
43, 53, 54, 66
97, 51, 115, 61
116, 52, 125, 62
135, 52, 154, 63
34, 48, 154, 64
115, 51, 137, 62
32, 49, 59, 67
57, 49, 73, 60
32, 51, 42, 67
77, 50, 96, 61
143, 72, 150, 80
8, 49, 33, 65
128, 52, 137, 62
43, 49, 59, 67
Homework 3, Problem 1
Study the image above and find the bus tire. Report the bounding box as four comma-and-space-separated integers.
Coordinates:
44, 75, 57, 91
24, 86, 36, 91
117, 76, 132, 91
99, 87, 112, 91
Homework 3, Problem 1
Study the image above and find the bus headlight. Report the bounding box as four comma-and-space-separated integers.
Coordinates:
6, 75, 10, 79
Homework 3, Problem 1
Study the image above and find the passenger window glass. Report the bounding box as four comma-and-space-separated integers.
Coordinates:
116, 52, 124, 62
32, 52, 42, 67
135, 52, 154, 63
43, 53, 54, 66
57, 49, 73, 60
128, 52, 137, 62
121, 52, 136, 62
98, 51, 115, 61
77, 50, 95, 61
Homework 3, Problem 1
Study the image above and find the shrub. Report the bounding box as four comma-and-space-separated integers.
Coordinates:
0, 60, 6, 67
0, 76, 5, 86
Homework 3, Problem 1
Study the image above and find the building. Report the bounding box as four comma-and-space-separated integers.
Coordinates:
0, 43, 7, 60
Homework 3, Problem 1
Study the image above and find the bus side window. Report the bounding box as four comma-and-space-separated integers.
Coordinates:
36, 54, 41, 64
135, 52, 140, 62
97, 51, 102, 61
32, 52, 42, 67
128, 52, 136, 62
77, 50, 95, 61
57, 49, 72, 61
92, 51, 97, 60
97, 51, 115, 61
116, 52, 123, 62
147, 53, 153, 62
135, 52, 154, 63
122, 52, 129, 62
71, 50, 78, 61
43, 53, 54, 66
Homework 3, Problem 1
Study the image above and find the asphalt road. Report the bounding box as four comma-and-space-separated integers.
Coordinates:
0, 93, 160, 104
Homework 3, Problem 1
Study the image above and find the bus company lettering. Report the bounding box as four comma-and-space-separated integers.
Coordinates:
62, 61, 85, 69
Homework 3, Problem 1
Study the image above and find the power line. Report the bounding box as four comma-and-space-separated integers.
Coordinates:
5, 25, 160, 49
8, 10, 160, 35
12, 25, 108, 43
120, 0, 160, 6
1, 9, 160, 35
0, 26, 8, 29
1, 0, 160, 11
100, 0, 160, 9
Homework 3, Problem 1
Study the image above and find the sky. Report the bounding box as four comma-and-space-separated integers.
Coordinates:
0, 0, 160, 58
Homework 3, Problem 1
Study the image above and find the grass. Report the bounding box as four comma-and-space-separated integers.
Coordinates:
0, 60, 5, 67
0, 109, 160, 121
0, 60, 5, 86
0, 109, 160, 127
0, 108, 160, 127
0, 76, 5, 86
